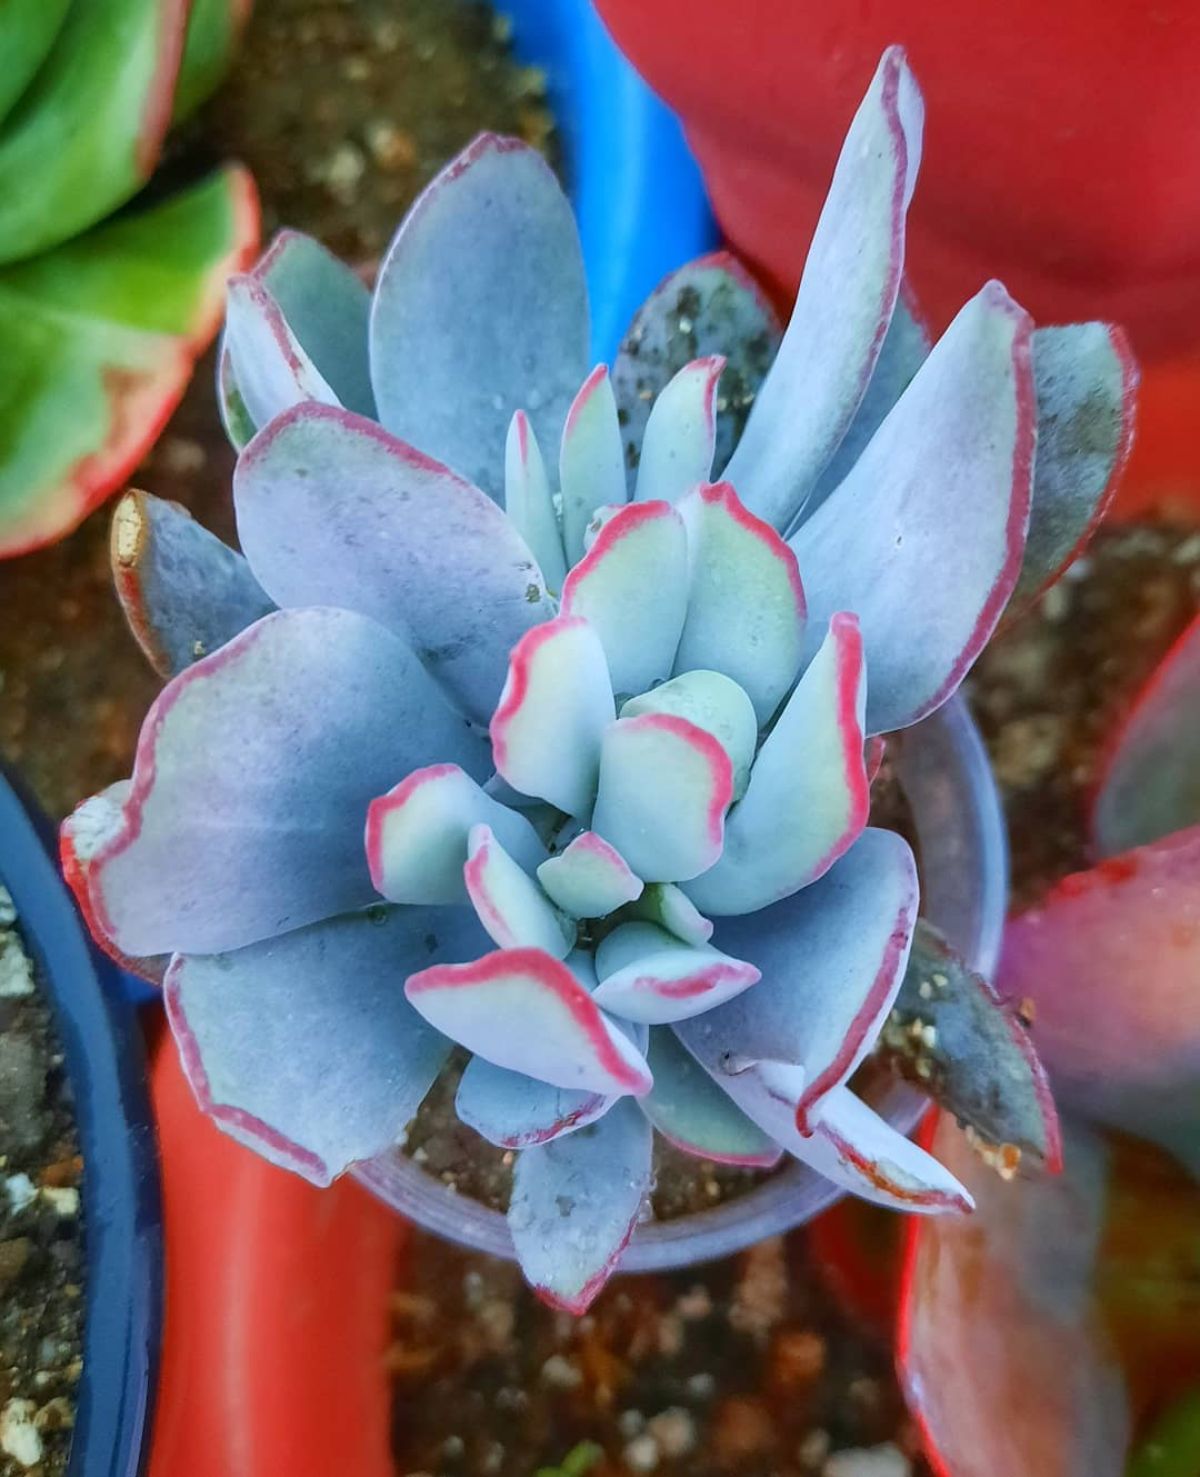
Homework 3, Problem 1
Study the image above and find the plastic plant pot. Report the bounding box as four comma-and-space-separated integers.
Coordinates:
353, 693, 1007, 1272
0, 768, 162, 1477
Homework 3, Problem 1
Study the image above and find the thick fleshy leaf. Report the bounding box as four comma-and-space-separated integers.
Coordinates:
622, 670, 758, 801
369, 134, 588, 499
675, 481, 806, 724
505, 411, 567, 594
790, 281, 1035, 734
0, 166, 258, 556
465, 824, 574, 957
900, 1114, 1129, 1477
682, 828, 916, 1120
1010, 323, 1138, 612
61, 607, 486, 959
111, 489, 273, 678
685, 615, 868, 915
807, 289, 931, 514
405, 948, 652, 1097
455, 1056, 611, 1150
592, 714, 733, 883
536, 831, 643, 919
641, 1029, 781, 1167
490, 617, 615, 817
612, 251, 782, 484
1092, 613, 1200, 855
222, 274, 341, 428
633, 357, 723, 504
559, 366, 628, 566
999, 827, 1200, 1174
723, 48, 924, 530
881, 919, 1062, 1171
627, 883, 714, 946
508, 1097, 653, 1313
366, 765, 545, 907
172, 0, 246, 122
560, 500, 688, 698
234, 403, 551, 724
0, 0, 188, 262
0, 0, 71, 125
164, 905, 478, 1185
593, 922, 760, 1024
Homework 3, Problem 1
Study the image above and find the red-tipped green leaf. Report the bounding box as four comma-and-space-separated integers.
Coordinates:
622, 670, 758, 801
634, 356, 723, 504
536, 831, 643, 919
456, 1056, 611, 1150
465, 824, 574, 957
593, 921, 760, 1025
559, 365, 628, 565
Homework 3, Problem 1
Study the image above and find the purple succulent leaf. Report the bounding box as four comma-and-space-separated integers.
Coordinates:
559, 365, 629, 566
536, 831, 644, 919
223, 275, 342, 429
622, 670, 758, 801
680, 827, 917, 1119
805, 289, 930, 516
234, 403, 552, 726
592, 713, 733, 883
674, 481, 807, 725
404, 947, 653, 1097
593, 921, 760, 1025
641, 1028, 782, 1168
242, 228, 377, 419
163, 904, 484, 1185
883, 919, 1063, 1171
61, 607, 485, 960
633, 356, 723, 504
455, 1056, 613, 1150
490, 616, 615, 817
505, 410, 568, 593
369, 134, 588, 500
626, 883, 714, 947
110, 489, 273, 679
612, 251, 782, 485
998, 826, 1200, 1176
559, 500, 689, 699
684, 614, 868, 916
366, 764, 547, 907
464, 823, 575, 957
789, 281, 1036, 735
1092, 612, 1200, 856
724, 47, 924, 530
1008, 323, 1138, 616
900, 1115, 1129, 1477
508, 1097, 653, 1314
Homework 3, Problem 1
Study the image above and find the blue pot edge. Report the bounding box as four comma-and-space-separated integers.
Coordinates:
0, 769, 162, 1477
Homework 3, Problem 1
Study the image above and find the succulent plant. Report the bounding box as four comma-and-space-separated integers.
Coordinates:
64, 48, 1136, 1311
0, 0, 257, 556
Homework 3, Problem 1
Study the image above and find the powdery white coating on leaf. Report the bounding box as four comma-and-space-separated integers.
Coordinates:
641, 1028, 782, 1167
790, 281, 1035, 736
593, 921, 760, 1025
622, 670, 758, 801
560, 500, 689, 699
536, 831, 643, 919
111, 489, 273, 679
404, 947, 653, 1097
224, 274, 342, 429
633, 356, 723, 504
234, 403, 551, 726
455, 1056, 612, 1149
675, 481, 807, 726
559, 365, 629, 566
724, 47, 924, 531
508, 1097, 653, 1313
366, 765, 546, 907
505, 410, 567, 593
592, 713, 733, 883
164, 904, 486, 1185
685, 614, 867, 916
685, 828, 917, 1121
369, 135, 588, 501
490, 616, 616, 818
464, 823, 575, 957
900, 1115, 1128, 1477
1092, 613, 1200, 856
68, 607, 486, 959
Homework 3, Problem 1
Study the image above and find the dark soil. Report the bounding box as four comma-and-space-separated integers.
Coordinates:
0, 889, 83, 1477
